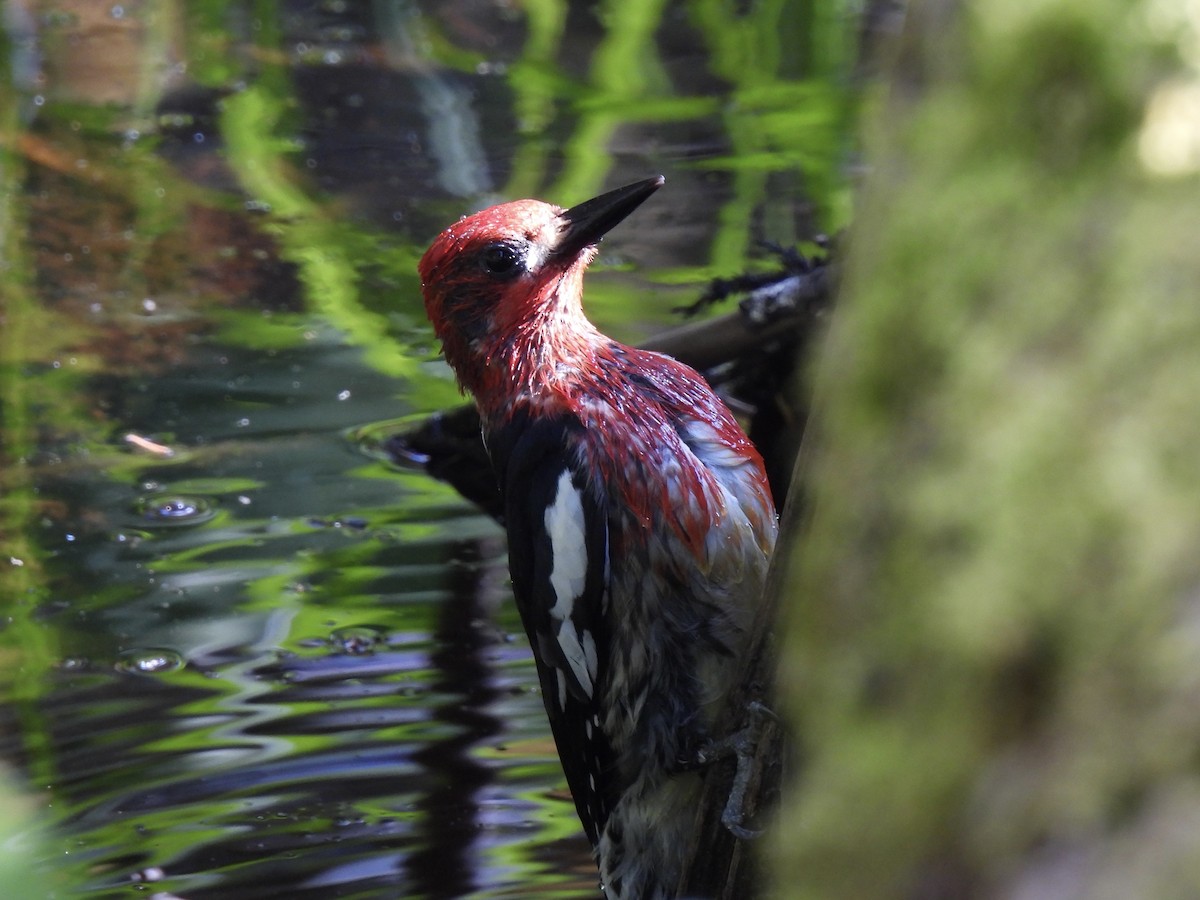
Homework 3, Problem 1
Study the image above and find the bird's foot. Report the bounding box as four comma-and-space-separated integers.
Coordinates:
692, 701, 778, 840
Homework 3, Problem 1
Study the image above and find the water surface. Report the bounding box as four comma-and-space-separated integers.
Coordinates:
0, 2, 852, 896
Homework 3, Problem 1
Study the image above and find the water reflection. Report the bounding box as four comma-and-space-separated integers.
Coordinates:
1, 0, 850, 896
10, 326, 593, 896
35, 522, 589, 899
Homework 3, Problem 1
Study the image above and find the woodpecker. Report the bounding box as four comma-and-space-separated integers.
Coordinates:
419, 177, 777, 899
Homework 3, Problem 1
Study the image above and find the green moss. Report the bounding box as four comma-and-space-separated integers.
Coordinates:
773, 0, 1200, 896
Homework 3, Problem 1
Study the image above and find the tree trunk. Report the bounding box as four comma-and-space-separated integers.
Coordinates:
771, 0, 1200, 898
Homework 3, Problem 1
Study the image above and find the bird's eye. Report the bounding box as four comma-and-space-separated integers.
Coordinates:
480, 243, 523, 279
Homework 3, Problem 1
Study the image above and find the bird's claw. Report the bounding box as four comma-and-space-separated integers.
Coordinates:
693, 701, 776, 841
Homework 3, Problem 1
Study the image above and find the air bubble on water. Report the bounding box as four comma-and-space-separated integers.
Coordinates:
130, 865, 164, 883
330, 625, 388, 655
135, 495, 216, 528
115, 648, 185, 675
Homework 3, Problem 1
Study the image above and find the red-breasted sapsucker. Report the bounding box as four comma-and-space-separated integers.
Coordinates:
419, 177, 777, 899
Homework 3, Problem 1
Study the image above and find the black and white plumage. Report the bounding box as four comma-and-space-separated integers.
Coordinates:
491, 413, 619, 846
420, 178, 778, 898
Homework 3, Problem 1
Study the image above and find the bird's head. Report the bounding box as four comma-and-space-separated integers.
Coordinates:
419, 176, 664, 394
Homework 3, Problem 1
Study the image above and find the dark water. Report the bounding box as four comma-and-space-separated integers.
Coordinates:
0, 2, 851, 896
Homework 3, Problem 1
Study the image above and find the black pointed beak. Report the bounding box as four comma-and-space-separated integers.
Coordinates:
556, 176, 665, 258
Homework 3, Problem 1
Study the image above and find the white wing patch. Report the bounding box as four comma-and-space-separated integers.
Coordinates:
544, 469, 595, 699
556, 668, 569, 709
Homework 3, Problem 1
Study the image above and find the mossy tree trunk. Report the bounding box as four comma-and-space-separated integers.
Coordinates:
771, 0, 1200, 897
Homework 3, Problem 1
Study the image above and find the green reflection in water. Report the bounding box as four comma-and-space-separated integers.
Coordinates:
551, 0, 673, 203
220, 83, 435, 382
1, 0, 857, 896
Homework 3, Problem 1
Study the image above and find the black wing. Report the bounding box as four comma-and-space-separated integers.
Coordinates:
490, 412, 618, 847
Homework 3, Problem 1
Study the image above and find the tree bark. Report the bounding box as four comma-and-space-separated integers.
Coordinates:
771, 1, 1200, 898
677, 475, 811, 898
